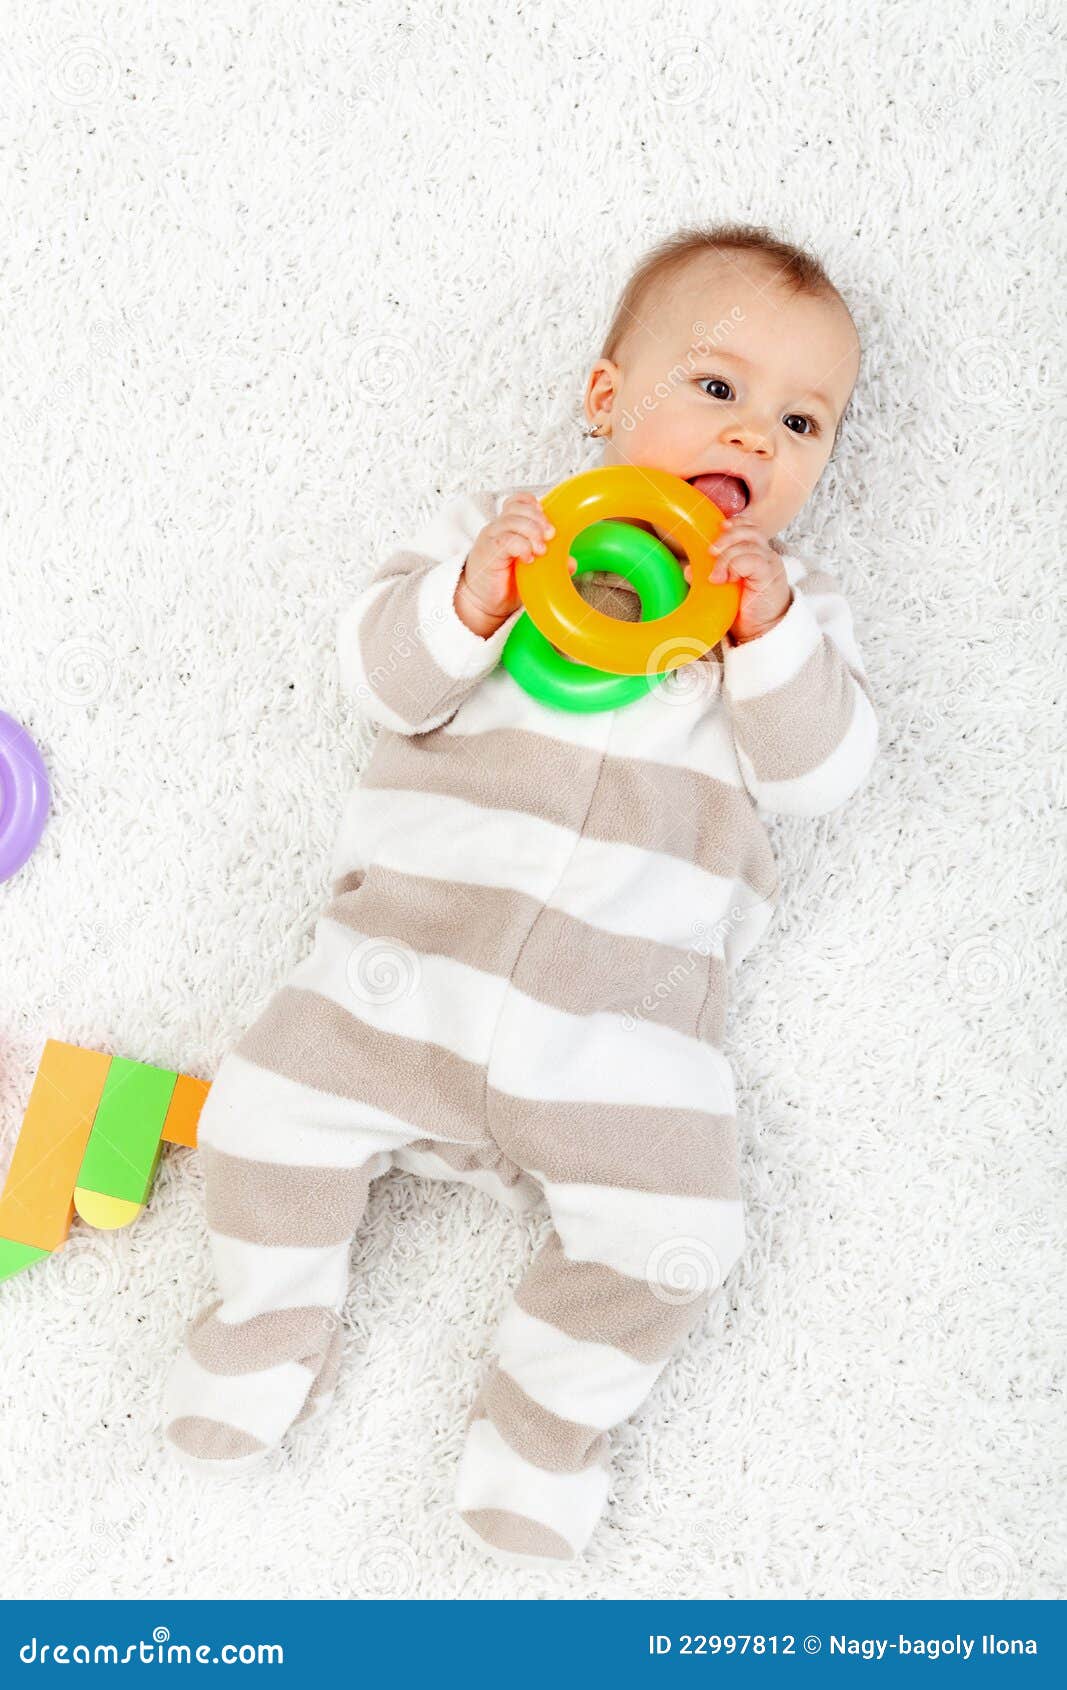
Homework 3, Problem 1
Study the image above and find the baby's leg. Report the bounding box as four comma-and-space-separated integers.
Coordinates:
456, 1113, 746, 1562
163, 989, 423, 1472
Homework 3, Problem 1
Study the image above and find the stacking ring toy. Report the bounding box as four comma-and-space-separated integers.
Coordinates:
514, 465, 740, 677
501, 521, 687, 712
0, 712, 50, 884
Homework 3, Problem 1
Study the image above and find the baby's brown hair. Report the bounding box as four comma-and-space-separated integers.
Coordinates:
600, 223, 858, 444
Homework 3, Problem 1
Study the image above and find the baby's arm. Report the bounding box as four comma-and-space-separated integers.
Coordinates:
719, 554, 879, 817
336, 489, 525, 735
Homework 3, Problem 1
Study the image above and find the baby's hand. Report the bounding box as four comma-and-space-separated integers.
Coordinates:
683, 516, 792, 645
455, 493, 576, 636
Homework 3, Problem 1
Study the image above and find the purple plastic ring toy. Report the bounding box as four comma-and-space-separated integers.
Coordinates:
0, 711, 50, 883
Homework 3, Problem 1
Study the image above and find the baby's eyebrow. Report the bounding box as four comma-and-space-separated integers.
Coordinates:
690, 346, 837, 414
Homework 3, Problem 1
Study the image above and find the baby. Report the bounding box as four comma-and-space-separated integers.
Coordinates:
163, 223, 878, 1568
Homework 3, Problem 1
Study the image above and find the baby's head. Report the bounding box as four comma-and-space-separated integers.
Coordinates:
582, 224, 860, 541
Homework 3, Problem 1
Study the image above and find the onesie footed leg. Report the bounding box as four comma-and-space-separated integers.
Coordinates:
163, 1033, 411, 1473
454, 1511, 579, 1571
456, 1188, 745, 1562
454, 1225, 614, 1564
165, 1299, 346, 1473
290, 1318, 345, 1434
165, 1258, 354, 1471
456, 1390, 610, 1565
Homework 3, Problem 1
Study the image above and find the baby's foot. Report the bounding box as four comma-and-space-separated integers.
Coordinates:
164, 1418, 277, 1476
456, 1511, 577, 1568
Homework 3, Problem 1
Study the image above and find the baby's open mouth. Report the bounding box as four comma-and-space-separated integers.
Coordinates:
687, 472, 751, 517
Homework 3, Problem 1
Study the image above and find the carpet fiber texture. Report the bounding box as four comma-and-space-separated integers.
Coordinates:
0, 0, 1062, 1600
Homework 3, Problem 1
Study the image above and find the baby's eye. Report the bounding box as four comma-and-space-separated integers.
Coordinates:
697, 376, 734, 401
783, 413, 819, 437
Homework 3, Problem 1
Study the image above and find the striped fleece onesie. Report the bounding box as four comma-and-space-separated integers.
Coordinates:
163, 478, 879, 1566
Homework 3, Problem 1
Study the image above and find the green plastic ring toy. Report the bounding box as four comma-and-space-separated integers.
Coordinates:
500, 520, 688, 713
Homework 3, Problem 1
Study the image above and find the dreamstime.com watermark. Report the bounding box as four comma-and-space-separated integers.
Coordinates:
351, 600, 451, 716
45, 37, 119, 107
18, 1625, 283, 1666
644, 1234, 726, 1306
8, 302, 148, 452
345, 1534, 419, 1598
328, 316, 448, 406
621, 901, 760, 1032
616, 311, 745, 434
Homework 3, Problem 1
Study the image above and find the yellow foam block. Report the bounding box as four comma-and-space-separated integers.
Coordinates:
1, 1042, 212, 1279
72, 1189, 148, 1230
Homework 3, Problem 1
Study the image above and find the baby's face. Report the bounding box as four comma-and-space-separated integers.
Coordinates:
583, 252, 860, 544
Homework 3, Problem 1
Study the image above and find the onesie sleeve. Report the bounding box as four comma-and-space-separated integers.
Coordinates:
336, 488, 526, 735
719, 553, 879, 817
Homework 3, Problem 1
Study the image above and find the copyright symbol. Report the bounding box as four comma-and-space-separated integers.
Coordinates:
804, 1635, 822, 1653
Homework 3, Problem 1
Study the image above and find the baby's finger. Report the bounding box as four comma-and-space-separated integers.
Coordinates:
711, 548, 766, 584
502, 493, 556, 538
709, 524, 764, 557
493, 514, 551, 557
494, 523, 549, 563
687, 554, 739, 584
710, 529, 769, 559
496, 506, 549, 539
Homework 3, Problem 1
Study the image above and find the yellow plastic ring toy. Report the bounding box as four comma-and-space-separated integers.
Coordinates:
515, 466, 740, 677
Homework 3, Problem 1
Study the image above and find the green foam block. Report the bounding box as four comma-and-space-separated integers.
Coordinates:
0, 1236, 51, 1283
75, 1056, 178, 1205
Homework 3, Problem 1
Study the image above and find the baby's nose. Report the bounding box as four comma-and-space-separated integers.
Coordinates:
725, 428, 771, 456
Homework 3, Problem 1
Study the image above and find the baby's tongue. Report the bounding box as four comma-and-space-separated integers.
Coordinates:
689, 473, 748, 517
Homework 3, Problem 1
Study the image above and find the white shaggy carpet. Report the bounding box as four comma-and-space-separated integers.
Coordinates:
0, 0, 1063, 1602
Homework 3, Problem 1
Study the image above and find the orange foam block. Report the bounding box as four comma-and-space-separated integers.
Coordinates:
162, 1071, 209, 1149
0, 1041, 211, 1283
0, 1041, 111, 1253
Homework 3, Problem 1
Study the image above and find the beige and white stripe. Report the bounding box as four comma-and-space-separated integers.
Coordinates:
165, 480, 877, 1561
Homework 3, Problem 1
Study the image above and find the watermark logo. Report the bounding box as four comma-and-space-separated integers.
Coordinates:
618, 311, 745, 432
47, 39, 118, 107
645, 1235, 723, 1305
